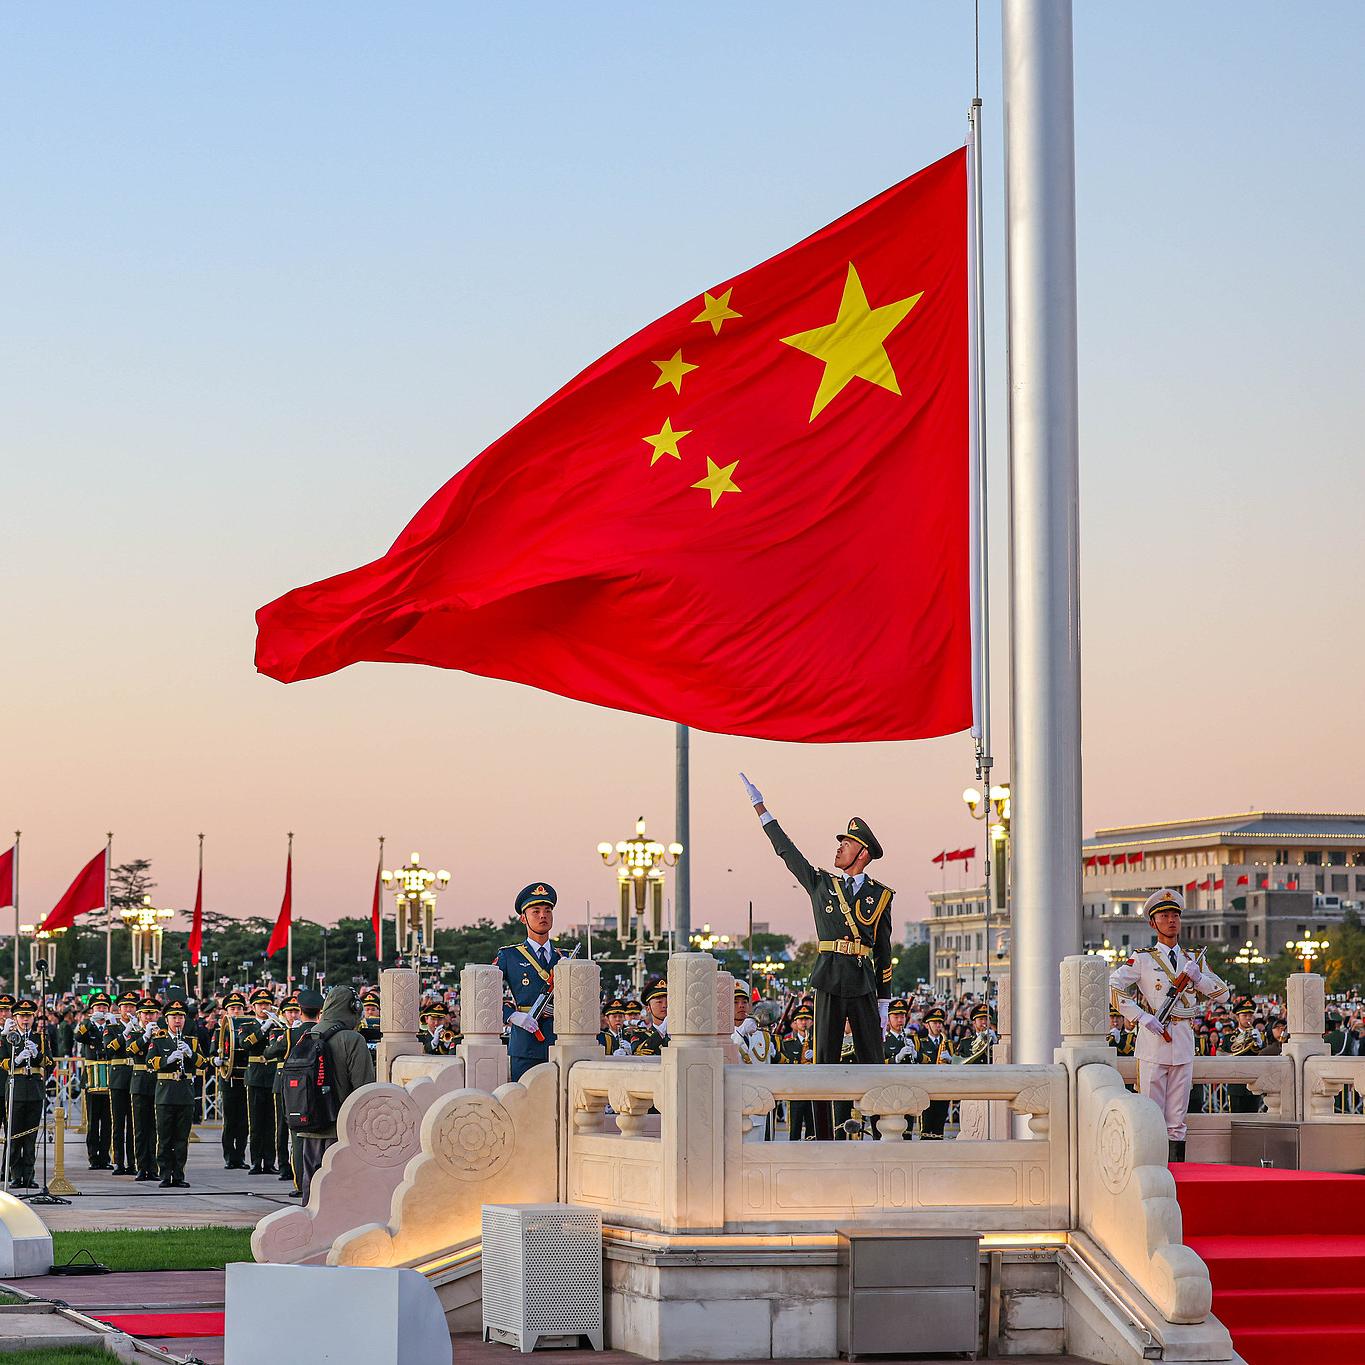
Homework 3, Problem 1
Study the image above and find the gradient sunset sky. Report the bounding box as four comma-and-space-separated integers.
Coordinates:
5, 4, 1363, 945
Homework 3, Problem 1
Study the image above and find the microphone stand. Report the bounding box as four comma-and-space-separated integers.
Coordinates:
25, 966, 70, 1206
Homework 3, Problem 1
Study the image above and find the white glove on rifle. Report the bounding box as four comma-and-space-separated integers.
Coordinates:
508, 1011, 540, 1035
1142, 1016, 1169, 1037
739, 773, 763, 806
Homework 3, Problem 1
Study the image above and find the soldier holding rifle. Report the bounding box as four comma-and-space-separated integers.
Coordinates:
495, 883, 564, 1082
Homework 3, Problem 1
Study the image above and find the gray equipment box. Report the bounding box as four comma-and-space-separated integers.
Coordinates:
835, 1228, 980, 1359
1229, 1117, 1365, 1174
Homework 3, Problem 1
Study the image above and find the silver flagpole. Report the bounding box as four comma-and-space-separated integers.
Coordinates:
1002, 0, 1083, 1063
104, 832, 114, 990
675, 724, 691, 948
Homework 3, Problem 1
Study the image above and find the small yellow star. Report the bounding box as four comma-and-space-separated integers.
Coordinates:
652, 349, 698, 394
691, 457, 741, 508
643, 417, 691, 466
779, 262, 923, 420
692, 288, 742, 335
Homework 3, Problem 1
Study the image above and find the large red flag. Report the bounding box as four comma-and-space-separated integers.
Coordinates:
371, 852, 382, 959
41, 847, 107, 933
0, 844, 14, 909
267, 847, 292, 959
256, 151, 970, 743
189, 865, 204, 967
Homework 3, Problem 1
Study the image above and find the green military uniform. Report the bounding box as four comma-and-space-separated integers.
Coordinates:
0, 995, 14, 1141
883, 998, 916, 1064
624, 981, 670, 1056
149, 1004, 207, 1186
913, 1008, 954, 1138
265, 996, 300, 1182
417, 1006, 457, 1056
103, 992, 141, 1174
598, 999, 632, 1055
358, 990, 383, 1061
127, 999, 162, 1180
2, 1004, 49, 1187
959, 1004, 995, 1064
1226, 1002, 1264, 1114
74, 994, 113, 1169
217, 993, 250, 1169
239, 989, 283, 1174
778, 1004, 816, 1140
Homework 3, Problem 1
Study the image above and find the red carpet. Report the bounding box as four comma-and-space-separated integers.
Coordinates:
1173, 1164, 1365, 1365
96, 1310, 225, 1338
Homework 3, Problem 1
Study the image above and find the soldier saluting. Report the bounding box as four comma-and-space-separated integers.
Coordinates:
742, 775, 893, 1139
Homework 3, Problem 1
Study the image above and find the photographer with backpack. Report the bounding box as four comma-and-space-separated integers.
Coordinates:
284, 985, 374, 1202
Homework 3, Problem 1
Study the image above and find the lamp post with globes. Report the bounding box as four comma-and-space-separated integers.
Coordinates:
962, 783, 1011, 1001
381, 853, 450, 976
120, 894, 176, 997
19, 924, 66, 989
596, 818, 683, 994
1233, 938, 1268, 988
1286, 936, 1329, 975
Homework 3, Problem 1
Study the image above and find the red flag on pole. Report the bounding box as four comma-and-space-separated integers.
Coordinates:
40, 847, 108, 933
1213, 878, 1225, 890
931, 851, 947, 866
1185, 880, 1197, 893
0, 844, 14, 909
1097, 855, 1110, 867
950, 847, 976, 862
255, 151, 971, 744
1236, 874, 1249, 886
189, 864, 204, 967
1130, 851, 1144, 863
267, 844, 293, 959
371, 840, 384, 959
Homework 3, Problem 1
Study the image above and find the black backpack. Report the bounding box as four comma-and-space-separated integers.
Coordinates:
282, 1023, 347, 1133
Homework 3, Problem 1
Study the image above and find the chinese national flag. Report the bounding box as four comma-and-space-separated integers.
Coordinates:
255, 151, 970, 743
41, 847, 107, 933
931, 851, 947, 866
1213, 878, 1225, 890
371, 854, 382, 959
267, 848, 292, 959
1236, 874, 1249, 886
0, 844, 14, 909
189, 865, 204, 967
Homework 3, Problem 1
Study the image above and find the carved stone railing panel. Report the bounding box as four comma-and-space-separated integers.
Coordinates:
554, 958, 602, 1042
458, 964, 502, 1038
1304, 1055, 1365, 1119
1076, 1063, 1211, 1324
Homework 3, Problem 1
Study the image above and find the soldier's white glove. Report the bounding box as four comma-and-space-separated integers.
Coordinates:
124, 1020, 139, 1037
739, 773, 763, 806
144, 1023, 157, 1037
212, 1054, 224, 1067
508, 1011, 539, 1034
878, 999, 891, 1029
613, 1041, 633, 1056
895, 1043, 916, 1063
18, 1043, 37, 1063
1142, 1016, 1168, 1037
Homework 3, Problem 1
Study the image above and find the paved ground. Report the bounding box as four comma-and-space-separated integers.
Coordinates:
18, 1123, 296, 1231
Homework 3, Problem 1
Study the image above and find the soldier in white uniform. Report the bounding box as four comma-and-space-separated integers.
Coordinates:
1107, 888, 1230, 1162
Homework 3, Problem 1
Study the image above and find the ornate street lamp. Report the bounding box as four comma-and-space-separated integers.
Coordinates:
689, 923, 731, 954
1234, 938, 1267, 986
382, 852, 450, 971
120, 894, 176, 995
19, 924, 65, 986
1286, 936, 1329, 974
963, 782, 1011, 999
597, 817, 683, 991
1089, 938, 1119, 967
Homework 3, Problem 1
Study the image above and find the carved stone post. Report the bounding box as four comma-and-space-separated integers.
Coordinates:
549, 958, 603, 1200
1285, 973, 1329, 1120
456, 964, 509, 1093
376, 968, 422, 1082
713, 969, 737, 1061
1055, 955, 1114, 1219
660, 953, 725, 1231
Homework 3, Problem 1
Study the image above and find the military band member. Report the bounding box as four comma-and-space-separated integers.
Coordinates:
495, 883, 562, 1082
358, 989, 383, 1058
778, 1003, 817, 1140
624, 980, 670, 1056
418, 1003, 458, 1055
149, 1001, 207, 1187
912, 1006, 954, 1138
1226, 999, 1264, 1114
3, 1002, 49, 1188
598, 999, 633, 1055
127, 996, 162, 1180
743, 775, 894, 1141
239, 988, 283, 1174
0, 994, 15, 1139
1107, 888, 1230, 1162
732, 982, 776, 1064
74, 991, 114, 1169
103, 990, 141, 1174
215, 991, 250, 1170
883, 999, 917, 1063
1108, 1008, 1136, 1055
267, 994, 301, 1180
959, 1004, 996, 1064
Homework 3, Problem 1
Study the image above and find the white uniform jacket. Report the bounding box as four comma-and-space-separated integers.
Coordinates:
1108, 943, 1230, 1065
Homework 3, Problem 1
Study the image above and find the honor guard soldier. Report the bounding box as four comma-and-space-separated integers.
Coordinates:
625, 980, 670, 1056
0, 994, 14, 1141
1107, 888, 1231, 1162
495, 883, 563, 1082
960, 1004, 996, 1064
883, 999, 917, 1063
358, 990, 383, 1058
598, 999, 632, 1055
778, 1003, 817, 1140
1226, 999, 1264, 1114
74, 991, 114, 1170
239, 988, 284, 1174
127, 996, 163, 1181
3, 1001, 49, 1188
103, 990, 141, 1174
743, 775, 893, 1140
912, 1007, 954, 1138
265, 995, 301, 1180
149, 1001, 207, 1187
215, 991, 251, 1169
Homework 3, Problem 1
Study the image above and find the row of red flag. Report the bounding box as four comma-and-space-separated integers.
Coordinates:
1085, 852, 1147, 868
0, 840, 385, 968
931, 847, 977, 866
1084, 857, 1297, 893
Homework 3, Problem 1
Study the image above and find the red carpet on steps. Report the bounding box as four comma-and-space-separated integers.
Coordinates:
95, 1310, 225, 1339
1173, 1164, 1365, 1365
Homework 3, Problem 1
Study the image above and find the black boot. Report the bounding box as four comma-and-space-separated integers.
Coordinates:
1168, 1139, 1186, 1163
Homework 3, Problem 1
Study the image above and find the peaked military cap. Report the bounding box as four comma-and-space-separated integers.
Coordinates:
282, 994, 300, 1010
14, 1000, 36, 1017
1234, 998, 1255, 1015
836, 817, 883, 861
1143, 888, 1185, 920
249, 988, 274, 1005
420, 1002, 447, 1018
970, 1003, 992, 1023
0, 994, 15, 1010
515, 882, 557, 915
360, 988, 380, 1003
605, 998, 627, 1014
642, 979, 668, 1005
223, 991, 246, 1008
792, 1004, 814, 1022
89, 991, 111, 1007
887, 998, 910, 1013
923, 1005, 946, 1023
139, 996, 160, 1011
297, 988, 324, 1011
733, 979, 752, 1000
164, 1001, 188, 1019
116, 990, 140, 1007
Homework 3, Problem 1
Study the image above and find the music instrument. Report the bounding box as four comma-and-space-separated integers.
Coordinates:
216, 1014, 237, 1081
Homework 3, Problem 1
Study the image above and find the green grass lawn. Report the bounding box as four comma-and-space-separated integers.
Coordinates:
0, 1351, 112, 1364
50, 1225, 253, 1272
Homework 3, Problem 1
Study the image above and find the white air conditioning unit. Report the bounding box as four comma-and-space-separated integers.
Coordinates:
482, 1203, 604, 1352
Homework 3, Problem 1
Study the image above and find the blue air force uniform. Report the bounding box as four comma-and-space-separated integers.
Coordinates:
496, 883, 562, 1082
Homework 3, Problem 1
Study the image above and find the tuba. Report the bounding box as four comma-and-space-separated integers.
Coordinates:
216, 1014, 236, 1081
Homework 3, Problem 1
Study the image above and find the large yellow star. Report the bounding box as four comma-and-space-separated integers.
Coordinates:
652, 349, 698, 394
692, 288, 741, 335
643, 417, 691, 466
779, 263, 923, 420
691, 456, 741, 508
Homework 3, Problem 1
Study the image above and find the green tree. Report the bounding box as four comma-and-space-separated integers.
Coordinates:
891, 942, 930, 995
